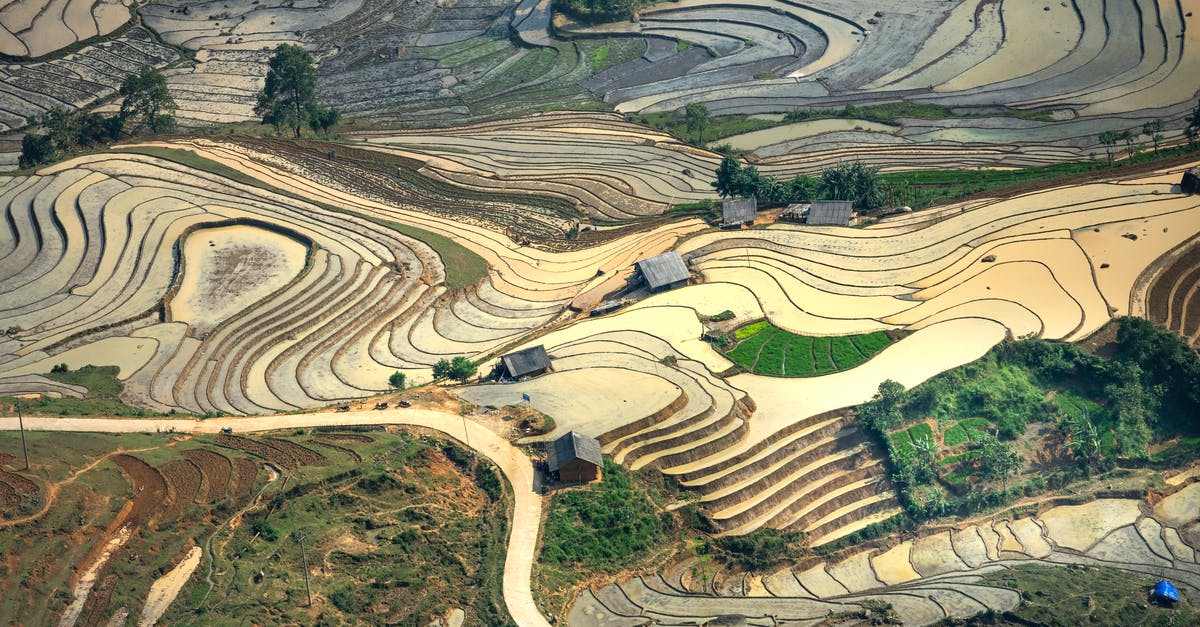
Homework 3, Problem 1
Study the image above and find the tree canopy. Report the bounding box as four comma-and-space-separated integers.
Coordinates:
119, 65, 176, 134
255, 44, 332, 137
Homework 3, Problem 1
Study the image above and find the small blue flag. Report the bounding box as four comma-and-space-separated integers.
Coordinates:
521, 393, 531, 403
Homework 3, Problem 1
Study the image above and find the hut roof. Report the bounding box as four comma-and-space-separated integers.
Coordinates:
546, 431, 603, 472
807, 200, 854, 225
1152, 580, 1180, 602
500, 345, 551, 378
636, 252, 689, 290
721, 197, 758, 225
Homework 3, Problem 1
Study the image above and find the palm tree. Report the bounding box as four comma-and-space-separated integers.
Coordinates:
1142, 119, 1165, 153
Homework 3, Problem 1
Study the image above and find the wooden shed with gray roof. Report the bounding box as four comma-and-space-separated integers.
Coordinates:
806, 200, 855, 225
546, 431, 603, 483
498, 345, 552, 379
634, 251, 690, 293
721, 197, 758, 227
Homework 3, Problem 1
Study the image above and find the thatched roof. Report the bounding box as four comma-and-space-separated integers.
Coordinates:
500, 345, 551, 378
547, 431, 603, 471
636, 252, 689, 290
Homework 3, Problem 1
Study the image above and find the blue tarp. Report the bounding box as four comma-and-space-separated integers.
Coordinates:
1152, 580, 1180, 603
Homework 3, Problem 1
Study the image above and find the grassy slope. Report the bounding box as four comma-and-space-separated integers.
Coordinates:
111, 145, 488, 289
978, 563, 1198, 626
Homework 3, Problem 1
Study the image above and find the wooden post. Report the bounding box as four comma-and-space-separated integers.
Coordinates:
16, 397, 28, 471
298, 532, 312, 607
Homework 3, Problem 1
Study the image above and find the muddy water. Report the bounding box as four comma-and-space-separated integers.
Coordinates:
169, 224, 307, 335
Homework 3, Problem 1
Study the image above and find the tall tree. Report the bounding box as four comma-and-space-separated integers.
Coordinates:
1141, 119, 1164, 153
255, 44, 321, 137
119, 65, 176, 134
713, 155, 742, 197
684, 102, 710, 144
1098, 130, 1120, 166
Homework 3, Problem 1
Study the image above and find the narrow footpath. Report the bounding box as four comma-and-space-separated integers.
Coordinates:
0, 410, 553, 627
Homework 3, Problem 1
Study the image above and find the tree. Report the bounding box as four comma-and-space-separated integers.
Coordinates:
1142, 119, 1165, 153
255, 44, 321, 137
447, 356, 477, 383
18, 133, 55, 169
433, 356, 476, 383
1119, 129, 1136, 159
973, 434, 1021, 485
684, 103, 710, 144
1064, 411, 1101, 468
119, 65, 176, 134
308, 106, 340, 137
388, 371, 406, 389
713, 156, 742, 197
820, 161, 883, 210
1098, 130, 1120, 166
1187, 100, 1200, 148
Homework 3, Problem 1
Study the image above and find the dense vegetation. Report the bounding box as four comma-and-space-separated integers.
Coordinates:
717, 321, 892, 376
713, 158, 884, 210
857, 318, 1200, 526
536, 461, 708, 616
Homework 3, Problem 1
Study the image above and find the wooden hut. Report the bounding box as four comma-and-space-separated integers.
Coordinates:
806, 200, 855, 225
498, 345, 552, 379
547, 431, 603, 483
720, 197, 758, 227
635, 252, 690, 293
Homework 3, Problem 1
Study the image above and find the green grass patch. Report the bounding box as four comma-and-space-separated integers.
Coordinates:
812, 336, 835, 373
726, 327, 777, 368
783, 335, 816, 376
112, 145, 488, 289
723, 322, 891, 377
734, 321, 770, 339
907, 422, 934, 445
943, 424, 969, 447
751, 332, 790, 375
938, 450, 981, 466
590, 44, 610, 72
890, 430, 916, 461
830, 336, 867, 369
980, 563, 1199, 626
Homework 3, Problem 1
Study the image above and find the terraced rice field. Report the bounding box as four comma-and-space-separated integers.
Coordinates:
4, 140, 1198, 553
572, 487, 1200, 626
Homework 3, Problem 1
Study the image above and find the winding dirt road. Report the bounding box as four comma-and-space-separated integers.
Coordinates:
0, 410, 553, 627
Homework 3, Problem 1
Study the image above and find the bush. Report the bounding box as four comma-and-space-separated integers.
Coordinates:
18, 133, 55, 169
388, 371, 406, 389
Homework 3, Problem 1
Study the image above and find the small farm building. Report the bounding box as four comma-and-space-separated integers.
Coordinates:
547, 431, 603, 483
806, 200, 855, 225
635, 252, 690, 293
498, 345, 552, 379
1183, 167, 1200, 194
721, 197, 758, 227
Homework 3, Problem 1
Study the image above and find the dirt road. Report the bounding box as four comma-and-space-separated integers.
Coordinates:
0, 410, 553, 627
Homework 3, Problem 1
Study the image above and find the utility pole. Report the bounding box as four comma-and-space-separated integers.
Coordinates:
16, 397, 28, 471
297, 532, 312, 607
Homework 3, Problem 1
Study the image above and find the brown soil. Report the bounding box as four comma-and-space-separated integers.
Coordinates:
230, 457, 259, 498
158, 460, 202, 523
109, 455, 168, 528
0, 481, 17, 509
78, 573, 117, 627
181, 448, 232, 502
1146, 239, 1200, 346
214, 435, 298, 469
0, 470, 39, 496
262, 438, 325, 465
